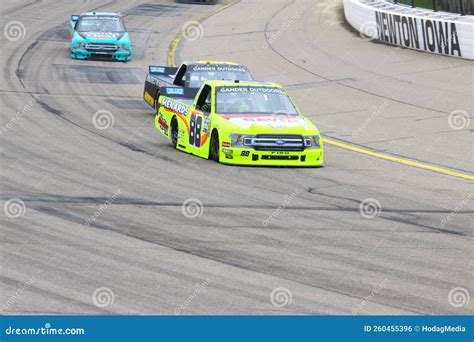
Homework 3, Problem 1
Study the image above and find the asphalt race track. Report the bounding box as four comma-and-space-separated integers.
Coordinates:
1, 0, 472, 315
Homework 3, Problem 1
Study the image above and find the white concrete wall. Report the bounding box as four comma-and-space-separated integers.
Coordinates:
344, 0, 474, 60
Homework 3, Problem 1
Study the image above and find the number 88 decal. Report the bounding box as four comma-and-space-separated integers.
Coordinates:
189, 114, 203, 148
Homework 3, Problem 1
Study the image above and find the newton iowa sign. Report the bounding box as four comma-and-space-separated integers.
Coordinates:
375, 11, 462, 57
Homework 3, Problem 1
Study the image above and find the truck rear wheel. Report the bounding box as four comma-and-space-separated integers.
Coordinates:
171, 117, 178, 148
154, 92, 161, 112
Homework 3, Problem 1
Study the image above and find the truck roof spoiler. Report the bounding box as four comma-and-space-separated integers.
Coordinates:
149, 66, 179, 76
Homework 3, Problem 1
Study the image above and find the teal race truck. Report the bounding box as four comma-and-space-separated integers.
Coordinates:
69, 12, 132, 62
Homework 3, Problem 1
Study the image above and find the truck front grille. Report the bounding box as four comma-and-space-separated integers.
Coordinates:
85, 43, 118, 52
244, 134, 304, 152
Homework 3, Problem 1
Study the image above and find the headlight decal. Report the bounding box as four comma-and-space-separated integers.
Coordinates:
304, 135, 321, 149
229, 134, 250, 147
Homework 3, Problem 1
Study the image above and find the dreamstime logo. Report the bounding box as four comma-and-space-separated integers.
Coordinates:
175, 278, 211, 315
181, 198, 204, 219
84, 189, 121, 227
352, 278, 388, 314
182, 21, 204, 41
2, 278, 34, 311
4, 21, 26, 41
270, 287, 292, 308
359, 22, 378, 42
263, 190, 299, 226
448, 287, 470, 308
92, 110, 115, 130
92, 287, 114, 307
3, 198, 26, 218
359, 198, 381, 218
352, 101, 388, 138
0, 100, 35, 136
440, 192, 473, 228
263, 12, 301, 49
448, 110, 470, 130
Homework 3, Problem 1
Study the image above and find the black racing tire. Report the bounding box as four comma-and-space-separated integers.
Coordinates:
154, 92, 161, 112
209, 130, 220, 162
171, 117, 178, 148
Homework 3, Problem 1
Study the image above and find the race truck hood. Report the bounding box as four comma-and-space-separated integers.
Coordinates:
220, 114, 312, 130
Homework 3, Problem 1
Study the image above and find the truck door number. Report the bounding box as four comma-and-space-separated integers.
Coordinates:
189, 114, 203, 148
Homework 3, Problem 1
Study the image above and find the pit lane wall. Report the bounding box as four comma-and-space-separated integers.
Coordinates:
343, 0, 474, 60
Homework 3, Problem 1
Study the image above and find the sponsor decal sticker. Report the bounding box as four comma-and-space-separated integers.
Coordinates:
218, 87, 285, 94
190, 65, 248, 73
146, 75, 172, 87
144, 92, 154, 106
158, 114, 169, 135
223, 115, 306, 129
165, 87, 185, 95
150, 66, 165, 73
222, 142, 231, 147
202, 117, 211, 133
161, 98, 189, 116
82, 16, 120, 21
82, 32, 122, 39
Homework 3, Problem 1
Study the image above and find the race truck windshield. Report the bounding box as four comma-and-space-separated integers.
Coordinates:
76, 16, 125, 33
187, 65, 252, 88
216, 86, 299, 115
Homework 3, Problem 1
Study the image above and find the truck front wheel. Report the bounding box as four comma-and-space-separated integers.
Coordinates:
209, 130, 220, 162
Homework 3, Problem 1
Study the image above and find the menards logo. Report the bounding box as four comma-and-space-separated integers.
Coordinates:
161, 98, 189, 116
375, 11, 461, 57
